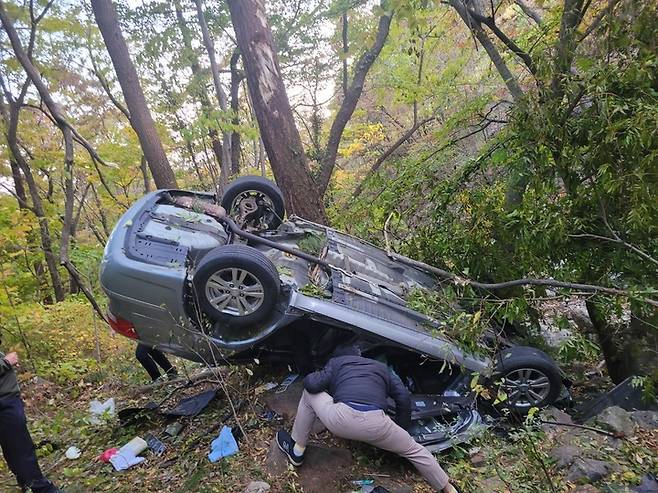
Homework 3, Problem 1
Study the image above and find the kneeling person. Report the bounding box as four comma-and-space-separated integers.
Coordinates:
276, 345, 460, 493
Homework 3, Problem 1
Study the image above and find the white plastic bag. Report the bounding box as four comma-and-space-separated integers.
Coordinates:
88, 398, 116, 425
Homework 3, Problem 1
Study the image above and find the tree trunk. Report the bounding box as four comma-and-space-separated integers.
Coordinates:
450, 0, 524, 101
586, 299, 637, 384
317, 10, 393, 195
90, 0, 177, 189
515, 0, 543, 24
230, 50, 243, 175
140, 155, 152, 193
227, 0, 328, 223
174, 0, 227, 182
192, 0, 232, 186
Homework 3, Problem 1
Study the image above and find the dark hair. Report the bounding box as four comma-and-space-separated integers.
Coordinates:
331, 344, 361, 358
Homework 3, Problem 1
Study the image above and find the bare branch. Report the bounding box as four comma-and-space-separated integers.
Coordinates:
317, 7, 393, 195
352, 116, 435, 200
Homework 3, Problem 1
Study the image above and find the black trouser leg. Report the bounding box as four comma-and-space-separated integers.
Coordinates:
149, 348, 175, 375
135, 344, 161, 381
0, 396, 57, 493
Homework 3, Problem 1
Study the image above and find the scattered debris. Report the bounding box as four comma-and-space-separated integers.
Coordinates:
144, 433, 166, 456
165, 389, 216, 417
64, 446, 81, 460
578, 377, 658, 421
98, 448, 119, 463
275, 373, 299, 394
88, 398, 116, 425
164, 422, 184, 437
208, 426, 239, 462
109, 437, 148, 471
255, 382, 278, 395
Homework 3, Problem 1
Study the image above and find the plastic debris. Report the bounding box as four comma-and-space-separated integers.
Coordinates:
109, 437, 148, 471
351, 480, 374, 487
98, 448, 119, 463
275, 373, 299, 394
65, 446, 81, 460
166, 389, 216, 417
88, 398, 116, 425
165, 422, 184, 437
208, 426, 239, 462
144, 433, 166, 456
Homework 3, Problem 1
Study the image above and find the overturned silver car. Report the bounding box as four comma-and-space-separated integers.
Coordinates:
100, 176, 565, 451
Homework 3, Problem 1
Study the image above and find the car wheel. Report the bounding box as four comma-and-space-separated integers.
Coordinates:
220, 176, 286, 230
193, 244, 280, 328
493, 346, 562, 413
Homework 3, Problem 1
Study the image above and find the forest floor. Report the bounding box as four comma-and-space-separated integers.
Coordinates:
0, 342, 657, 493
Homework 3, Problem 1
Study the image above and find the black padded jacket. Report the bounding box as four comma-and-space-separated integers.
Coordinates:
303, 355, 412, 429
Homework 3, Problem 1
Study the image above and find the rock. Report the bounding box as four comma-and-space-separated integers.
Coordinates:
629, 411, 658, 430
634, 474, 658, 493
541, 406, 574, 427
594, 406, 635, 437
566, 458, 615, 483
242, 481, 270, 493
470, 452, 486, 468
264, 437, 353, 493
549, 445, 580, 468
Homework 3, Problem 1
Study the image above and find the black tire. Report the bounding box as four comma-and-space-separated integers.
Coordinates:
220, 176, 286, 230
193, 244, 280, 328
492, 346, 562, 413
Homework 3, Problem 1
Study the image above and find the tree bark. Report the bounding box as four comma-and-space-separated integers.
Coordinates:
317, 10, 393, 196
515, 0, 543, 24
140, 155, 151, 193
227, 0, 327, 223
229, 50, 243, 175
450, 0, 524, 100
90, 0, 177, 189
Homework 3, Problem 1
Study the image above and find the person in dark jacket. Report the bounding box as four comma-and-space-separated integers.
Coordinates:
0, 350, 63, 493
135, 344, 178, 382
276, 345, 460, 493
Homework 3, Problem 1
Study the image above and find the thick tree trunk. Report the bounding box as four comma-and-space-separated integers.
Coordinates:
90, 0, 177, 189
9, 160, 27, 208
227, 0, 327, 223
586, 299, 638, 384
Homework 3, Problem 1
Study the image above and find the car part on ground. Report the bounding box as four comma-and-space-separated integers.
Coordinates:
220, 175, 286, 231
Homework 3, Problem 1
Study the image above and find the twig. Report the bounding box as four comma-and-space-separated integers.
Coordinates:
540, 420, 624, 438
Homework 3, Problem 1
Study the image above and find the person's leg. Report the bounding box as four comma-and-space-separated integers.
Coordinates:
290, 390, 332, 447
148, 347, 177, 377
366, 414, 450, 491
0, 396, 58, 493
135, 344, 161, 381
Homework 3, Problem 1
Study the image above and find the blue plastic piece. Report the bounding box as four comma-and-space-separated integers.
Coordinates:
208, 426, 239, 462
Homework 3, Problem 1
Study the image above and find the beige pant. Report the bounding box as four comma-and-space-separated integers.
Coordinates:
291, 390, 450, 491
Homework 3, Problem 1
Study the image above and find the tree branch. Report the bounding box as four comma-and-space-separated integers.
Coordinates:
569, 233, 658, 267
316, 7, 393, 195
352, 116, 435, 200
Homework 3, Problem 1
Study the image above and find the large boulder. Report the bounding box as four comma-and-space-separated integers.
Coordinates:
593, 406, 635, 437
566, 458, 616, 483
549, 445, 581, 468
629, 411, 658, 431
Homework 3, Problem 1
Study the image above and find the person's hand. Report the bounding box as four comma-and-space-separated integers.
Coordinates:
4, 352, 19, 366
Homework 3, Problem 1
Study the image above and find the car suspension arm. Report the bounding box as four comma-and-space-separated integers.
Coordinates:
221, 217, 332, 269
